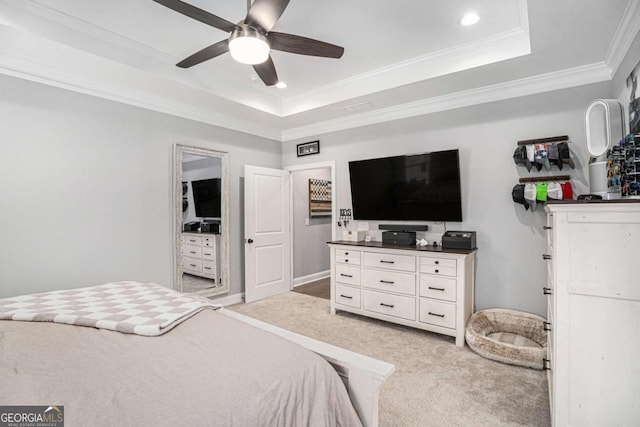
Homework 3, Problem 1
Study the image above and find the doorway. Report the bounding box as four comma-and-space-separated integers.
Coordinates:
287, 161, 336, 300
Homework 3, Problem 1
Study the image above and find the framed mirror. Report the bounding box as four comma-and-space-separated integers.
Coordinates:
173, 144, 229, 297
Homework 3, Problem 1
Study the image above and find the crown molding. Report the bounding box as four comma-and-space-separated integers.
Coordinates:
0, 24, 281, 141
6, 0, 531, 118
606, 0, 640, 77
281, 62, 612, 141
281, 27, 531, 116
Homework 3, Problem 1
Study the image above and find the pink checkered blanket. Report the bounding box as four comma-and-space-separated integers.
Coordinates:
0, 281, 220, 336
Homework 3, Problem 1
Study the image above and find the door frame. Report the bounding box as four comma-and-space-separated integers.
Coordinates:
284, 160, 336, 289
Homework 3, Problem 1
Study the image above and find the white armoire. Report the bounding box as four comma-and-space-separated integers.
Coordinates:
544, 201, 640, 426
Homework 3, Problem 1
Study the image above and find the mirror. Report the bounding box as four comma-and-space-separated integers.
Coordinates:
173, 144, 229, 297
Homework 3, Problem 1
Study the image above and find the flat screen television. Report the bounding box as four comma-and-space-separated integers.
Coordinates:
348, 149, 463, 221
191, 178, 221, 218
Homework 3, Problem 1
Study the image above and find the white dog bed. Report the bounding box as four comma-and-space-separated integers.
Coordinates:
465, 308, 547, 369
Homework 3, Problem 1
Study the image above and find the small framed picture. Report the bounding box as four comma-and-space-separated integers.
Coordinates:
297, 140, 320, 157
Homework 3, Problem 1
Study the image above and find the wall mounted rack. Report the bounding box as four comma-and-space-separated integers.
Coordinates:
519, 175, 571, 183
517, 135, 569, 146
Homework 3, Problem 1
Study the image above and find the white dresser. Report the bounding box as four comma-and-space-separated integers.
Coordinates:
328, 241, 476, 347
544, 202, 640, 426
181, 232, 218, 281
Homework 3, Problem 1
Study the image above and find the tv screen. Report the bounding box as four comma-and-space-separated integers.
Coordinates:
191, 178, 221, 218
348, 149, 462, 221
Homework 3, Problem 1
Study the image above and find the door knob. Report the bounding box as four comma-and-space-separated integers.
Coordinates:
247, 238, 254, 244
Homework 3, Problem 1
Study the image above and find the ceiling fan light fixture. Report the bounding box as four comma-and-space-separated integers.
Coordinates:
275, 81, 287, 89
229, 25, 270, 65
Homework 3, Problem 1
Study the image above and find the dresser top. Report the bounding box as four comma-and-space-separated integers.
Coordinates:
328, 240, 476, 254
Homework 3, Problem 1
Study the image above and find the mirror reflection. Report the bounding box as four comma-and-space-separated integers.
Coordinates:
174, 145, 229, 298
180, 153, 223, 294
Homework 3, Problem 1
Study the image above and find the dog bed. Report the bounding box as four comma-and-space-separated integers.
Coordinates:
465, 308, 547, 369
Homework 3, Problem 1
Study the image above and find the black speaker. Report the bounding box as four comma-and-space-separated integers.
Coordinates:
379, 224, 429, 232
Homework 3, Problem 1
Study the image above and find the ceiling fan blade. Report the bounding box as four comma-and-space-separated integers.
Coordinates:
252, 56, 279, 86
177, 40, 229, 68
153, 0, 238, 33
245, 0, 290, 32
268, 32, 344, 58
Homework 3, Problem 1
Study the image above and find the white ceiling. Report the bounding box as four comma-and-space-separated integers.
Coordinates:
0, 0, 635, 141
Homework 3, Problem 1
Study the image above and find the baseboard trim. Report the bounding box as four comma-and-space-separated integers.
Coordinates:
293, 270, 330, 287
210, 292, 244, 307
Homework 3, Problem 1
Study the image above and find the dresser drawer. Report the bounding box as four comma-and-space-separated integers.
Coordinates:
336, 255, 361, 266
335, 264, 361, 286
203, 237, 216, 247
363, 290, 415, 321
335, 284, 361, 308
185, 244, 202, 258
363, 252, 416, 272
420, 257, 456, 269
336, 249, 361, 259
202, 260, 216, 275
419, 299, 456, 329
202, 247, 215, 260
184, 257, 203, 272
363, 269, 416, 296
419, 275, 456, 302
184, 235, 202, 246
420, 264, 456, 277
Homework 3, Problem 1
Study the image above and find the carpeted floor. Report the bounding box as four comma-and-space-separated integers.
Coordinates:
230, 292, 550, 427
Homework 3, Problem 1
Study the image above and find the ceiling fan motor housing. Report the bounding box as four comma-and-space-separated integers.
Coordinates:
228, 24, 270, 64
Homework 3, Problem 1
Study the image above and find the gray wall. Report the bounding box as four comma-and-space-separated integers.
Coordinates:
0, 74, 281, 298
283, 82, 613, 317
614, 29, 640, 124
292, 168, 332, 280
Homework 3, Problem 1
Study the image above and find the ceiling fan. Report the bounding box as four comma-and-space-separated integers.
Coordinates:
153, 0, 345, 86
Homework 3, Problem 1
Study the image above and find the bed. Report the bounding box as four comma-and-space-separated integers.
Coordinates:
0, 282, 394, 426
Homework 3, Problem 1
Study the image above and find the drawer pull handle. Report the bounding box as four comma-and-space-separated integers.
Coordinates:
435, 260, 439, 265
190, 264, 197, 268
380, 303, 395, 308
380, 280, 394, 284
339, 294, 353, 299
428, 286, 445, 291
542, 254, 552, 260
428, 312, 445, 318
380, 260, 395, 264
543, 287, 553, 295
204, 267, 211, 270
543, 358, 551, 371
189, 240, 196, 242
435, 269, 439, 273
345, 252, 349, 255
345, 259, 349, 263
190, 251, 197, 254
340, 274, 353, 278
543, 226, 552, 230
543, 321, 552, 332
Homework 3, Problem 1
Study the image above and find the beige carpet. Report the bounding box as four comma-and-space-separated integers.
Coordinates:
230, 292, 550, 427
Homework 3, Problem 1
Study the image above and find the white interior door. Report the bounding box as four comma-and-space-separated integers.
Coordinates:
244, 165, 291, 303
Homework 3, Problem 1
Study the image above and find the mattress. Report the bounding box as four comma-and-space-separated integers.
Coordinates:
0, 309, 361, 426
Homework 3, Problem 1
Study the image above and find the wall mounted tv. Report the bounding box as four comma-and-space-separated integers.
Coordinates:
348, 149, 463, 222
192, 178, 221, 218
